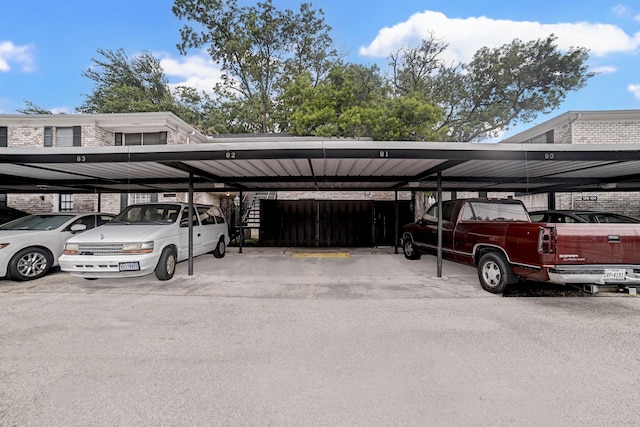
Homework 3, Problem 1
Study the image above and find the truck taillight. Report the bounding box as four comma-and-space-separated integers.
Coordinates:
538, 226, 556, 254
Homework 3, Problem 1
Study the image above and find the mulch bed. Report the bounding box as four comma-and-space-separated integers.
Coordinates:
502, 281, 593, 297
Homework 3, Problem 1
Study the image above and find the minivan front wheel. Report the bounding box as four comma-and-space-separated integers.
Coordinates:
155, 247, 176, 281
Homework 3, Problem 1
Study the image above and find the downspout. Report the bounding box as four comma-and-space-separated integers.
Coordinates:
394, 191, 399, 255
569, 113, 581, 209
188, 172, 194, 275
437, 172, 443, 278
186, 130, 196, 144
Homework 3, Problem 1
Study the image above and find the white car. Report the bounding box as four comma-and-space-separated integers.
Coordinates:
0, 212, 115, 281
59, 203, 229, 281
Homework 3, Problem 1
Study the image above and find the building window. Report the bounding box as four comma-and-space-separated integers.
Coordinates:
115, 132, 167, 146
56, 127, 74, 147
128, 193, 158, 205
0, 126, 7, 147
140, 132, 167, 145
44, 126, 81, 147
44, 126, 53, 147
129, 193, 151, 204
60, 194, 74, 211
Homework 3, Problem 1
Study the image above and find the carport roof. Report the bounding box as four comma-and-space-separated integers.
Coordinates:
2, 137, 640, 194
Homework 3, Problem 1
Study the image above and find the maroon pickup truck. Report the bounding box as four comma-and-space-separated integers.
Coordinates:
402, 198, 640, 293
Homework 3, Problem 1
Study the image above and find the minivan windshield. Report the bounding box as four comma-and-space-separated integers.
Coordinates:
109, 204, 181, 225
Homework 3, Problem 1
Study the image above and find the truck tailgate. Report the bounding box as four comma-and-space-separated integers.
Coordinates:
553, 223, 640, 264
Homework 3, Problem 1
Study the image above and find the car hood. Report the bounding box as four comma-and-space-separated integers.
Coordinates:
0, 229, 50, 241
65, 224, 177, 243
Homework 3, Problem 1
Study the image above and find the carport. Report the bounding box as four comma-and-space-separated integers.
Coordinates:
3, 138, 640, 276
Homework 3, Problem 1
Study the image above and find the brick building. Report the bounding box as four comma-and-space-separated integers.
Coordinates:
502, 110, 640, 216
3, 109, 640, 244
0, 112, 220, 214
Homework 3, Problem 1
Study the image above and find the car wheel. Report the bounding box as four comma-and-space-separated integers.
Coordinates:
155, 247, 177, 281
213, 239, 226, 258
403, 237, 421, 260
477, 252, 514, 294
9, 247, 53, 281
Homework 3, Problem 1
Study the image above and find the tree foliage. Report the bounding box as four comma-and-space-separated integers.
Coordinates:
17, 100, 52, 114
172, 0, 339, 133
77, 48, 175, 114
389, 34, 594, 141
284, 64, 444, 140
68, 4, 593, 142
76, 48, 216, 133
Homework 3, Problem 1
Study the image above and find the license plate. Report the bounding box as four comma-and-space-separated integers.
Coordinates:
119, 262, 140, 272
604, 268, 625, 280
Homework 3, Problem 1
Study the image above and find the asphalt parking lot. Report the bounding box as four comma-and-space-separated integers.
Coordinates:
2, 248, 640, 426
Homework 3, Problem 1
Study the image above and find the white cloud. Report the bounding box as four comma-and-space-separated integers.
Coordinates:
0, 41, 36, 72
159, 51, 223, 94
359, 11, 640, 64
628, 84, 640, 99
592, 65, 617, 74
612, 4, 629, 17
634, 13, 640, 22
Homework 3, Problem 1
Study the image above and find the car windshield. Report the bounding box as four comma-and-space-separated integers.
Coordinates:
0, 214, 76, 231
109, 204, 181, 225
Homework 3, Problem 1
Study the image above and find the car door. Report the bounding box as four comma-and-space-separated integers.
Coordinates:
412, 202, 455, 254
179, 207, 205, 257
196, 206, 222, 253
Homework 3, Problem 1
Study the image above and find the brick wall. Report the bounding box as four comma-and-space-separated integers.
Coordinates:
573, 121, 640, 144
554, 123, 572, 144
8, 126, 45, 148
277, 190, 412, 201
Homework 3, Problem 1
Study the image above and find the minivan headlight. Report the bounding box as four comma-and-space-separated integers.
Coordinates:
122, 242, 154, 254
63, 243, 79, 255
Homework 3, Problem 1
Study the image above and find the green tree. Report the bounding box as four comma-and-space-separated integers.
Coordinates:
171, 86, 218, 135
77, 48, 175, 114
390, 34, 594, 141
77, 48, 215, 133
172, 0, 339, 133
17, 100, 52, 114
285, 64, 444, 140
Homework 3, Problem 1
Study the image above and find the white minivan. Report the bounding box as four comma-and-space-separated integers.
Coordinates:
59, 203, 229, 280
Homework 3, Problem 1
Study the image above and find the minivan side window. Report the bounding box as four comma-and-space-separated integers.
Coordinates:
180, 207, 201, 227
197, 206, 217, 225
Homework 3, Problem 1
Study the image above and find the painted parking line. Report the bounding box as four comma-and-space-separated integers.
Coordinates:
291, 252, 351, 258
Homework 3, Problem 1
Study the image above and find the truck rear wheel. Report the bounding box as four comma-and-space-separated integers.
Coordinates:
478, 252, 514, 294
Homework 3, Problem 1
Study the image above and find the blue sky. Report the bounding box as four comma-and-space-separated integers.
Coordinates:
2, 0, 640, 139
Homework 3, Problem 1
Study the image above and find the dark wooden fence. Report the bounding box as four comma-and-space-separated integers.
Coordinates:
259, 200, 413, 247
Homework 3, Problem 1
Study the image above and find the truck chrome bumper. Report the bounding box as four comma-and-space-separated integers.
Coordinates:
548, 265, 640, 285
